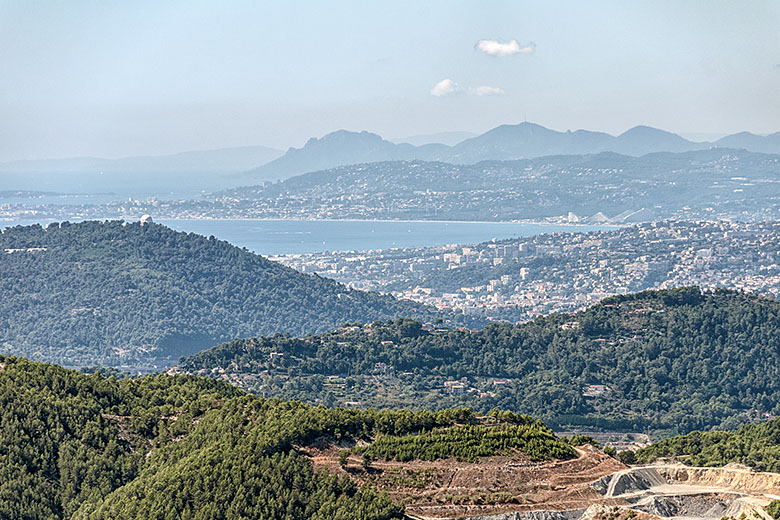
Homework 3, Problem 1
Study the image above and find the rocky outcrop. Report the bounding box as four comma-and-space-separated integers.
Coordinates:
657, 466, 780, 497
586, 464, 779, 520
592, 464, 780, 499
591, 468, 667, 497
631, 492, 743, 518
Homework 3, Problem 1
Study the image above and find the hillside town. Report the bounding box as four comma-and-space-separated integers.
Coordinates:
3, 150, 780, 224
271, 220, 780, 321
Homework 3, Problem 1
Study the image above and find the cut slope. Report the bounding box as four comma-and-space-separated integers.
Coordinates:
590, 464, 780, 520
306, 444, 623, 519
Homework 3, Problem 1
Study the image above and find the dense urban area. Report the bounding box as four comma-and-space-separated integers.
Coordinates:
272, 220, 780, 321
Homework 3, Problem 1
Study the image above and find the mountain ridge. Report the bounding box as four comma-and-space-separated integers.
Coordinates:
208, 148, 780, 223
3, 123, 777, 183
178, 287, 780, 434
244, 123, 779, 181
0, 145, 283, 174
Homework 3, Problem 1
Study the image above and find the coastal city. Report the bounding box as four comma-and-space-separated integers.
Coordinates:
3, 149, 780, 225
271, 220, 780, 321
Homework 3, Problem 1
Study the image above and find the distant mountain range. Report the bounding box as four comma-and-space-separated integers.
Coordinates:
9, 147, 780, 223
242, 130, 448, 182
0, 145, 283, 174
246, 123, 780, 181
2, 123, 778, 206
3, 123, 777, 187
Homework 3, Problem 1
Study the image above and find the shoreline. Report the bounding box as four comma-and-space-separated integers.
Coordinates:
1, 217, 620, 255
1, 216, 622, 229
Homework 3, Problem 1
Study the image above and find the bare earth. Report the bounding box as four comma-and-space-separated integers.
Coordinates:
301, 442, 780, 520
304, 443, 625, 518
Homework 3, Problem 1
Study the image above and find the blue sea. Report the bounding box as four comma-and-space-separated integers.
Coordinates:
0, 218, 613, 255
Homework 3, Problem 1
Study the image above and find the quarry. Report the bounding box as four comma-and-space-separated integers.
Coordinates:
304, 443, 780, 520
413, 462, 780, 520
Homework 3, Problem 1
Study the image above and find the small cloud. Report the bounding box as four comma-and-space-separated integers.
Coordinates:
775, 63, 780, 71
470, 86, 505, 96
430, 79, 461, 97
476, 39, 535, 57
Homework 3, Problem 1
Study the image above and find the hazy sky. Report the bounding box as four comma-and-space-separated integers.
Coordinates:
1, 0, 779, 161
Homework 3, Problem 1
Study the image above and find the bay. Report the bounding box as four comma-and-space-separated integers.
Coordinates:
0, 218, 614, 255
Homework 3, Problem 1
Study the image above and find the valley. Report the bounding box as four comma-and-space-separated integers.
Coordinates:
4, 219, 780, 519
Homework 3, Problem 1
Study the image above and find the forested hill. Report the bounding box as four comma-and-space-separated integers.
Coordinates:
180, 287, 780, 435
0, 221, 461, 367
0, 355, 575, 519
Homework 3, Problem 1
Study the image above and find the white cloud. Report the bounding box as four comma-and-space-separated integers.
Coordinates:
476, 39, 535, 57
470, 86, 505, 96
431, 79, 506, 97
430, 79, 461, 97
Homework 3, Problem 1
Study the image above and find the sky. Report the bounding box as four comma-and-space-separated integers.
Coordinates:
0, 0, 779, 161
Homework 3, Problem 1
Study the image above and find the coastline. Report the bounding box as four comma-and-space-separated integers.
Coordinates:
1, 218, 619, 255
2, 216, 622, 228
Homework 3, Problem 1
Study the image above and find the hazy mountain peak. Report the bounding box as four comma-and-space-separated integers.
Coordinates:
244, 122, 778, 182
613, 125, 702, 155
715, 131, 780, 154
486, 122, 553, 135
248, 129, 425, 180
618, 125, 682, 138
726, 131, 756, 138
390, 130, 475, 146
317, 129, 382, 141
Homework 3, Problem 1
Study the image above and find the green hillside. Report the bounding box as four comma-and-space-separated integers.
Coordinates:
635, 418, 780, 472
0, 355, 572, 520
0, 221, 461, 367
180, 287, 780, 434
